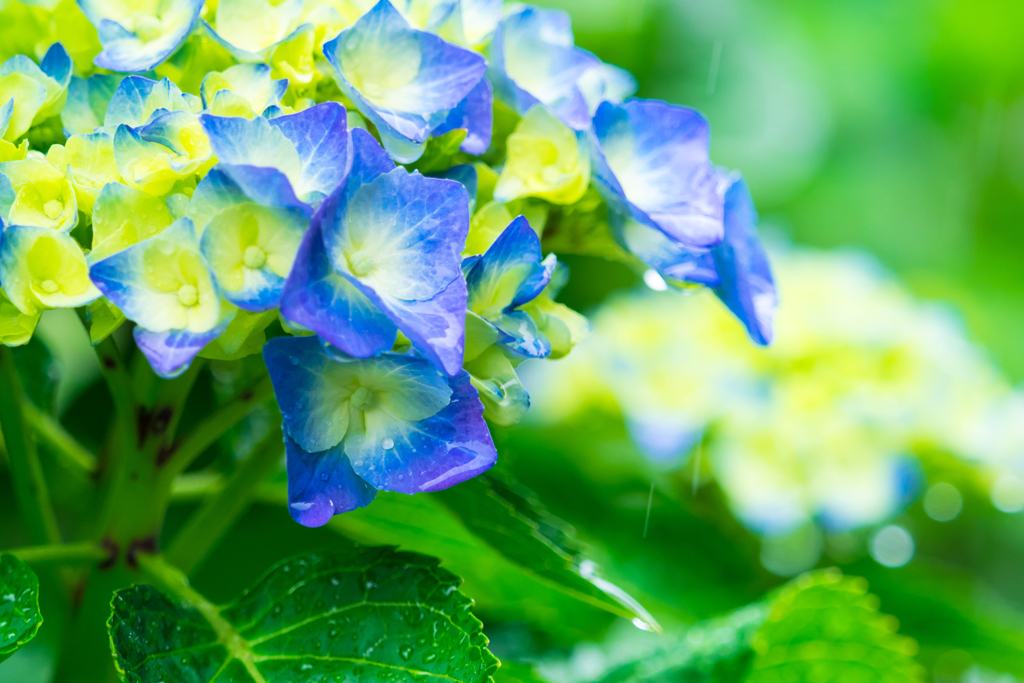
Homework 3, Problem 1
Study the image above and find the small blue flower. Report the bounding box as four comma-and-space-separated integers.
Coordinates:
264, 334, 497, 527
113, 108, 214, 195
199, 64, 289, 118
89, 217, 233, 378
190, 168, 308, 312
78, 0, 205, 72
710, 173, 776, 345
199, 102, 351, 210
463, 215, 556, 359
488, 5, 599, 131
280, 128, 470, 376
0, 43, 73, 142
592, 98, 723, 250
103, 76, 201, 130
323, 0, 488, 162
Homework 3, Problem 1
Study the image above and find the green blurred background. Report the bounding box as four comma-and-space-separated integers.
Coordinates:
543, 0, 1024, 378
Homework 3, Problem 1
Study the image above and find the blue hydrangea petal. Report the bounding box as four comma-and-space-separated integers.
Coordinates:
62, 74, 123, 136
431, 76, 492, 155
345, 127, 396, 195
104, 76, 199, 129
83, 0, 205, 72
215, 164, 310, 214
196, 175, 308, 311
578, 61, 637, 116
39, 42, 73, 87
346, 369, 496, 493
353, 270, 467, 377
288, 216, 397, 355
465, 216, 552, 317
323, 0, 487, 162
431, 164, 477, 212
592, 99, 724, 249
134, 318, 231, 379
89, 217, 223, 335
200, 113, 302, 180
267, 103, 351, 203
279, 211, 398, 358
711, 173, 776, 345
324, 168, 469, 302
614, 212, 719, 286
284, 435, 377, 528
491, 309, 550, 359
489, 5, 598, 130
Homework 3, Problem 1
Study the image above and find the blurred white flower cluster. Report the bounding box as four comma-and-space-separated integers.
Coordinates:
527, 246, 1024, 537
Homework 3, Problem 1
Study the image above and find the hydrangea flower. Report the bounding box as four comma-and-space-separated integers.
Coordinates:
0, 223, 99, 314
281, 128, 469, 376
88, 182, 175, 262
264, 334, 497, 527
89, 217, 232, 377
0, 285, 41, 346
0, 156, 79, 233
61, 73, 122, 136
488, 5, 598, 131
203, 0, 310, 61
113, 108, 214, 195
0, 42, 72, 142
45, 131, 122, 212
78, 0, 204, 72
198, 101, 350, 210
591, 99, 723, 250
494, 105, 590, 205
322, 0, 488, 162
199, 64, 288, 118
102, 76, 201, 131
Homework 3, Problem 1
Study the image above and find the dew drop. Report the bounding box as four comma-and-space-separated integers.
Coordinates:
399, 645, 414, 661
382, 438, 394, 450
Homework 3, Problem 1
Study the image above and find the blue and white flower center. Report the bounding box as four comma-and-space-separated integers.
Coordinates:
350, 386, 375, 410
346, 250, 375, 278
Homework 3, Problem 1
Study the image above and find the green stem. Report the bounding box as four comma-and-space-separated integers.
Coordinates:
0, 346, 62, 546
158, 374, 275, 486
165, 424, 284, 575
22, 401, 97, 475
6, 542, 109, 565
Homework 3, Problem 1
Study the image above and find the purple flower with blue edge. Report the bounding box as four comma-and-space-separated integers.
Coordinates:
322, 0, 488, 163
280, 128, 470, 376
264, 334, 497, 527
488, 4, 599, 131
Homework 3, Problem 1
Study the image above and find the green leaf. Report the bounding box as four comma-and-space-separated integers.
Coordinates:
85, 298, 126, 346
435, 474, 660, 631
597, 605, 766, 683
407, 129, 468, 174
748, 569, 925, 683
107, 548, 499, 683
0, 554, 44, 664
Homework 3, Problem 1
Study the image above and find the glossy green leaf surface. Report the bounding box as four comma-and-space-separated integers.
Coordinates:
0, 554, 44, 664
108, 547, 499, 682
748, 569, 925, 682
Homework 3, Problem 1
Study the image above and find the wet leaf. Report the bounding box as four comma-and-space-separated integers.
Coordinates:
0, 554, 44, 664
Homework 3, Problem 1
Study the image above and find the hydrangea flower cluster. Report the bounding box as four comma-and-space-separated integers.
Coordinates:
528, 246, 1024, 536
0, 0, 776, 527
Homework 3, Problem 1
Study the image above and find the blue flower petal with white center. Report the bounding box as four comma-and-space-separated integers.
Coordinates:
61, 74, 123, 136
322, 0, 488, 163
89, 217, 231, 377
79, 0, 204, 72
318, 164, 470, 374
264, 335, 496, 517
710, 173, 776, 345
284, 435, 377, 527
200, 102, 351, 206
104, 76, 200, 130
431, 76, 492, 155
280, 207, 398, 356
591, 98, 724, 249
193, 168, 308, 312
489, 5, 599, 131
278, 128, 397, 357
